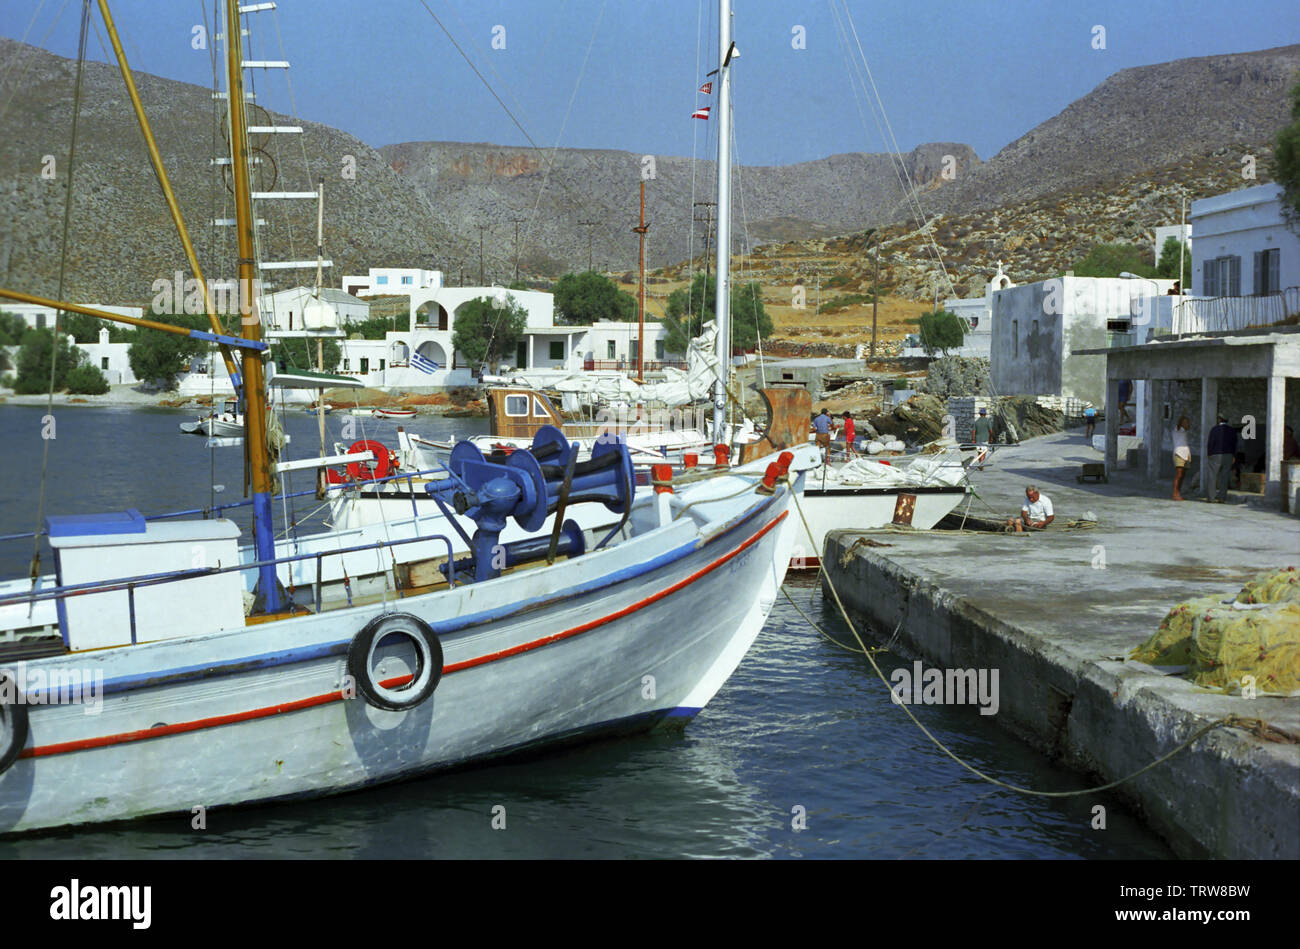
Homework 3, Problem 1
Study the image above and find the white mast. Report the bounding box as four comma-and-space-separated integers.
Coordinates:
712, 0, 733, 443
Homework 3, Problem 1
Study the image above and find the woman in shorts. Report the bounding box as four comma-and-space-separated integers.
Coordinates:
1171, 415, 1191, 501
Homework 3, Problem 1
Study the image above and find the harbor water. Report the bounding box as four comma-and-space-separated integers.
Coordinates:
0, 405, 1172, 858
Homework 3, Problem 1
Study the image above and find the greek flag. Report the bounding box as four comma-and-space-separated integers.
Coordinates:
410, 351, 439, 374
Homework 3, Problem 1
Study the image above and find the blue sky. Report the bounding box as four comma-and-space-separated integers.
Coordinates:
3, 0, 1297, 164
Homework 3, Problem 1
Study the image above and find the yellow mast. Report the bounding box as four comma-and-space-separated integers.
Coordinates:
223, 0, 280, 612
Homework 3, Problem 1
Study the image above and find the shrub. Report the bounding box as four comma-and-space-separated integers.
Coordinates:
65, 364, 110, 394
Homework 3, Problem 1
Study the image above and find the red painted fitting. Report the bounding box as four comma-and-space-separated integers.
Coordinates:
776, 450, 794, 475
683, 452, 698, 469
651, 463, 674, 494
712, 444, 730, 466
758, 461, 780, 494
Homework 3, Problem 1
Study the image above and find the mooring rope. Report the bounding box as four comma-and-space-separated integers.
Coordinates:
785, 486, 1245, 799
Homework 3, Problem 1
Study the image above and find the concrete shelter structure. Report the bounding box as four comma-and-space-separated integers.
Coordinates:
1092, 328, 1300, 505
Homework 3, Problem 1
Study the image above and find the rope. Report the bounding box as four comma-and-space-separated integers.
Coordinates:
786, 487, 1241, 798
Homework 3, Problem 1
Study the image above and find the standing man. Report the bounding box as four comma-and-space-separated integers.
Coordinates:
1205, 414, 1237, 503
972, 407, 993, 470
812, 408, 833, 463
1083, 404, 1097, 440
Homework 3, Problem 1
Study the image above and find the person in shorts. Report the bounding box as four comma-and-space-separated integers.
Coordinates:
1083, 405, 1097, 439
972, 407, 993, 470
812, 409, 832, 461
1171, 415, 1191, 501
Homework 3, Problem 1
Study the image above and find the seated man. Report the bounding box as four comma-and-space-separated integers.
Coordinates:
1005, 484, 1054, 532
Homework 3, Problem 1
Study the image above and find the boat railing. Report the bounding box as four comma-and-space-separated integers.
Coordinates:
0, 530, 460, 641
0, 466, 454, 546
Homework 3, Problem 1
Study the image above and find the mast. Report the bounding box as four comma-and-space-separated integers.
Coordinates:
634, 180, 649, 383
225, 0, 281, 613
712, 0, 733, 443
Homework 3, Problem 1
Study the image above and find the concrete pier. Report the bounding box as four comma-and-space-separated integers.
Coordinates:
821, 430, 1299, 859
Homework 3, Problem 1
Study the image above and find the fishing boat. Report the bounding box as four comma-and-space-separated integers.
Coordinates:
0, 0, 818, 834
179, 397, 244, 436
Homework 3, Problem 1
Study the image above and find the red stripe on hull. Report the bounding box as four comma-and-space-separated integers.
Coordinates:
22, 508, 788, 759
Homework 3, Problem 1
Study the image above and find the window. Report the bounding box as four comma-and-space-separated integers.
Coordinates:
631, 340, 640, 362
1254, 248, 1280, 295
655, 340, 665, 361
607, 340, 616, 359
549, 340, 565, 361
101, 357, 110, 370
378, 359, 385, 372
360, 357, 369, 374
1205, 256, 1241, 297
533, 397, 549, 418
401, 275, 413, 285
342, 358, 350, 371
505, 395, 529, 416
376, 275, 389, 285
516, 341, 527, 368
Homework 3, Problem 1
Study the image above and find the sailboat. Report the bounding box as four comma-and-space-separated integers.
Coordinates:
0, 0, 816, 834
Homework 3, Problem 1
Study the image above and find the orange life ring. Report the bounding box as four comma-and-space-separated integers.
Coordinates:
346, 439, 392, 482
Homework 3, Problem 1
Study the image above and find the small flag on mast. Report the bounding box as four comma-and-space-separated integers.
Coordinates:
698, 81, 712, 94
691, 106, 710, 120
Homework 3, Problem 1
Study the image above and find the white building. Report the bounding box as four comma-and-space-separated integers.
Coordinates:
900, 262, 1013, 358
258, 287, 369, 331
3, 303, 143, 331
1190, 183, 1298, 298
1152, 223, 1192, 268
340, 268, 443, 298
80, 326, 138, 385
330, 285, 672, 389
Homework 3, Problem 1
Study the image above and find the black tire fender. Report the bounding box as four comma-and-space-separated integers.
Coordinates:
0, 670, 29, 776
346, 612, 443, 712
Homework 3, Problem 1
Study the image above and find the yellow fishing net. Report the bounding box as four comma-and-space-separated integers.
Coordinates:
1131, 569, 1300, 694
1235, 566, 1300, 605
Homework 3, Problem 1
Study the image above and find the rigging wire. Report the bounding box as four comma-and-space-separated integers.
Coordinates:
26, 0, 89, 609
0, 0, 71, 125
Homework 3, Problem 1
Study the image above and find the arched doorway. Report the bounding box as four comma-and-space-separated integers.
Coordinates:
415, 301, 449, 330
415, 340, 448, 371
389, 340, 410, 366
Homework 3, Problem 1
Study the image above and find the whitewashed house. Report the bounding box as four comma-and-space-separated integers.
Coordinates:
340, 268, 443, 298
258, 287, 369, 331
900, 262, 1013, 358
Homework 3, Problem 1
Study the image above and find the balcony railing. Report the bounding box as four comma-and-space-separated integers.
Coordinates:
581, 359, 686, 373
1172, 287, 1299, 335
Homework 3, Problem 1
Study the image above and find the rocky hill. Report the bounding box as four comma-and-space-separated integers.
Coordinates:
0, 37, 466, 308
0, 35, 1296, 305
917, 44, 1300, 219
377, 140, 978, 275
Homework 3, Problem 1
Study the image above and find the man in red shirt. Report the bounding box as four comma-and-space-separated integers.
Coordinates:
843, 411, 856, 459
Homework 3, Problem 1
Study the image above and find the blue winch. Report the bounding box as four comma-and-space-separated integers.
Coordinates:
437, 425, 636, 583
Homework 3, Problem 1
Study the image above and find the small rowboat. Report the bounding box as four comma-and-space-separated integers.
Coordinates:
375, 407, 417, 420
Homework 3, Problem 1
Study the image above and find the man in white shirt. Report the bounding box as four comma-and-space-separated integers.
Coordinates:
1006, 484, 1054, 532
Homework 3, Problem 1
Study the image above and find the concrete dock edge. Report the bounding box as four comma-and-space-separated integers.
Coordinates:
822, 530, 1300, 859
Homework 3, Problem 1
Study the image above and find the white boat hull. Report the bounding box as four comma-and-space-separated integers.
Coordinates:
789, 484, 969, 567
0, 456, 811, 834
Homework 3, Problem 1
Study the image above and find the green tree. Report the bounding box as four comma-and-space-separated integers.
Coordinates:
1071, 243, 1156, 278
662, 273, 773, 354
127, 314, 209, 389
13, 329, 85, 394
1156, 236, 1192, 283
270, 337, 342, 373
0, 311, 26, 345
65, 364, 110, 394
553, 271, 636, 324
451, 294, 528, 371
1274, 80, 1300, 233
59, 313, 137, 344
917, 310, 967, 356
